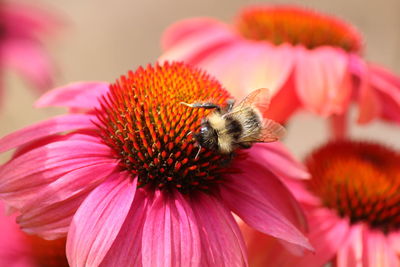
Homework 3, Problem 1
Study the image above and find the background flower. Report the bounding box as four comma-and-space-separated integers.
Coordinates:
1, 1, 62, 101
0, 62, 311, 266
160, 5, 400, 132
241, 139, 400, 267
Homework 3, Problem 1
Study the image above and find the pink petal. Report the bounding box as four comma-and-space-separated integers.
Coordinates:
368, 64, 400, 124
221, 153, 312, 250
100, 189, 151, 267
0, 114, 97, 153
17, 161, 117, 239
162, 18, 229, 50
159, 19, 236, 65
0, 203, 33, 267
387, 232, 400, 254
1, 39, 54, 90
35, 82, 110, 109
191, 193, 247, 267
362, 229, 400, 267
142, 190, 201, 267
295, 46, 352, 116
250, 142, 309, 180
67, 172, 136, 267
336, 224, 364, 267
349, 55, 382, 124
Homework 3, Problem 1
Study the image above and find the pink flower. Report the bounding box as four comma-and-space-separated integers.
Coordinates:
241, 140, 400, 267
0, 201, 68, 267
1, 1, 62, 98
160, 5, 400, 129
0, 62, 311, 266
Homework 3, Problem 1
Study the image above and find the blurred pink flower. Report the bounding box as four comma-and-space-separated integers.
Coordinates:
160, 5, 400, 129
0, 202, 68, 267
241, 140, 400, 267
0, 1, 62, 100
0, 62, 311, 266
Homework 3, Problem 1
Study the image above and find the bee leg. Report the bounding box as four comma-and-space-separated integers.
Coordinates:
226, 99, 235, 112
195, 144, 202, 159
180, 102, 222, 112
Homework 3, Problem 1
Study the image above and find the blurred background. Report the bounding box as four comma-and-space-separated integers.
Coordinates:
2, 0, 400, 162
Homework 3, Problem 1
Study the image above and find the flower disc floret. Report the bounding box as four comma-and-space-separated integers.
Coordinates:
236, 6, 362, 52
306, 140, 400, 233
96, 62, 232, 192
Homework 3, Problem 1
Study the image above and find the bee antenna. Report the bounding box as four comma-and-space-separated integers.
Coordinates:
180, 102, 193, 107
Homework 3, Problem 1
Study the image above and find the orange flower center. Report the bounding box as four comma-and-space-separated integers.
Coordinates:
96, 62, 232, 193
235, 6, 362, 53
306, 140, 400, 233
26, 235, 68, 267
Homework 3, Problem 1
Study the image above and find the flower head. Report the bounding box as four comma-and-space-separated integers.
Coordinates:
0, 202, 68, 267
1, 1, 62, 101
242, 139, 400, 267
0, 62, 311, 266
160, 5, 400, 132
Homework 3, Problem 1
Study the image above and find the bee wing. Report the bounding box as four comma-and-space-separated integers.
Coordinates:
258, 118, 286, 142
236, 88, 271, 114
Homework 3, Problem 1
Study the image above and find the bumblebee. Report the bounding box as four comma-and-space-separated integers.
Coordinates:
181, 88, 285, 155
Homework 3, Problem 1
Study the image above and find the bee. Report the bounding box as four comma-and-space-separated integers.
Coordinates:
181, 88, 286, 155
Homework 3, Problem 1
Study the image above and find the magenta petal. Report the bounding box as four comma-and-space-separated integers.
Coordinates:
191, 193, 247, 267
100, 189, 151, 267
0, 114, 97, 153
142, 191, 201, 267
35, 82, 109, 109
17, 162, 117, 239
295, 46, 351, 116
67, 172, 136, 267
221, 155, 311, 250
0, 138, 113, 210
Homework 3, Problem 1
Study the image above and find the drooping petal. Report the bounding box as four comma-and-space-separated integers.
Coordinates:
387, 232, 400, 254
336, 224, 364, 267
199, 42, 294, 100
35, 82, 109, 109
349, 55, 382, 124
100, 189, 151, 267
221, 153, 311, 250
265, 74, 301, 123
368, 64, 400, 124
190, 193, 247, 267
16, 161, 117, 239
1, 39, 54, 90
362, 229, 400, 267
295, 46, 352, 116
142, 191, 201, 267
67, 172, 136, 267
162, 18, 230, 50
249, 142, 309, 180
0, 114, 97, 153
160, 18, 236, 65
